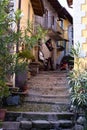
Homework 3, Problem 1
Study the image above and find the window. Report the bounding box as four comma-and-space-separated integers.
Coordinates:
45, 9, 48, 28
56, 41, 64, 47
56, 41, 65, 51
51, 16, 54, 25
60, 20, 63, 29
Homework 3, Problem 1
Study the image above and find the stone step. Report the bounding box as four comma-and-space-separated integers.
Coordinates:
2, 120, 74, 130
10, 101, 69, 112
26, 94, 70, 98
3, 112, 74, 130
28, 80, 67, 85
28, 74, 66, 81
29, 86, 68, 90
25, 94, 70, 103
28, 73, 67, 87
29, 86, 69, 91
28, 83, 68, 89
2, 122, 20, 130
29, 74, 66, 81
3, 122, 83, 130
38, 71, 67, 76
24, 100, 70, 105
25, 100, 70, 105
29, 76, 67, 80
5, 112, 74, 121
28, 88, 69, 96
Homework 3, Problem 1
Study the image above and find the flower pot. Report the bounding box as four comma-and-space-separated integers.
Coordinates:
0, 109, 7, 121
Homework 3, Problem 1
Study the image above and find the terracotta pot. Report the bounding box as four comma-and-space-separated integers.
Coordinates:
0, 109, 7, 121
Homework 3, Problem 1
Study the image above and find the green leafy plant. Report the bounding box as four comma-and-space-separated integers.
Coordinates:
0, 0, 28, 104
68, 43, 87, 108
67, 42, 87, 128
0, 0, 48, 103
0, 0, 15, 106
23, 21, 48, 49
15, 21, 47, 87
18, 49, 35, 61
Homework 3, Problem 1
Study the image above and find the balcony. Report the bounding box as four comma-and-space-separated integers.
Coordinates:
34, 16, 64, 40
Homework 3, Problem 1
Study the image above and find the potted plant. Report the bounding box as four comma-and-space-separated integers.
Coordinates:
15, 21, 48, 87
67, 42, 87, 128
15, 23, 47, 86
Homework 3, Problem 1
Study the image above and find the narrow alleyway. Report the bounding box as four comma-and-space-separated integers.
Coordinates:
25, 70, 71, 112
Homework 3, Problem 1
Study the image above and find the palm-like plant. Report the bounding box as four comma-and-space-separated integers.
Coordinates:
67, 43, 87, 128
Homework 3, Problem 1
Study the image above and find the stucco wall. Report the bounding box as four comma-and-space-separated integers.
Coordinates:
73, 0, 86, 46
82, 0, 87, 53
21, 0, 34, 29
14, 0, 34, 30
73, 0, 87, 69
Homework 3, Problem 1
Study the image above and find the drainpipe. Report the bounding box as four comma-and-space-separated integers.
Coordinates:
18, 0, 21, 10
16, 0, 21, 53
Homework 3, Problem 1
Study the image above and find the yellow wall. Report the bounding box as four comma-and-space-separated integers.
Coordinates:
81, 1, 87, 69
74, 6, 87, 70
82, 1, 87, 48
56, 19, 71, 65
20, 0, 34, 30
63, 20, 70, 40
19, 0, 36, 58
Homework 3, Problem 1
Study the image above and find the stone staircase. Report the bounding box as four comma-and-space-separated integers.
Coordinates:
3, 71, 78, 130
4, 111, 75, 130
25, 71, 71, 112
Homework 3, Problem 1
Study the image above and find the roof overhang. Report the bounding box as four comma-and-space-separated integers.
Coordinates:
47, 0, 73, 24
30, 0, 44, 16
67, 0, 73, 8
